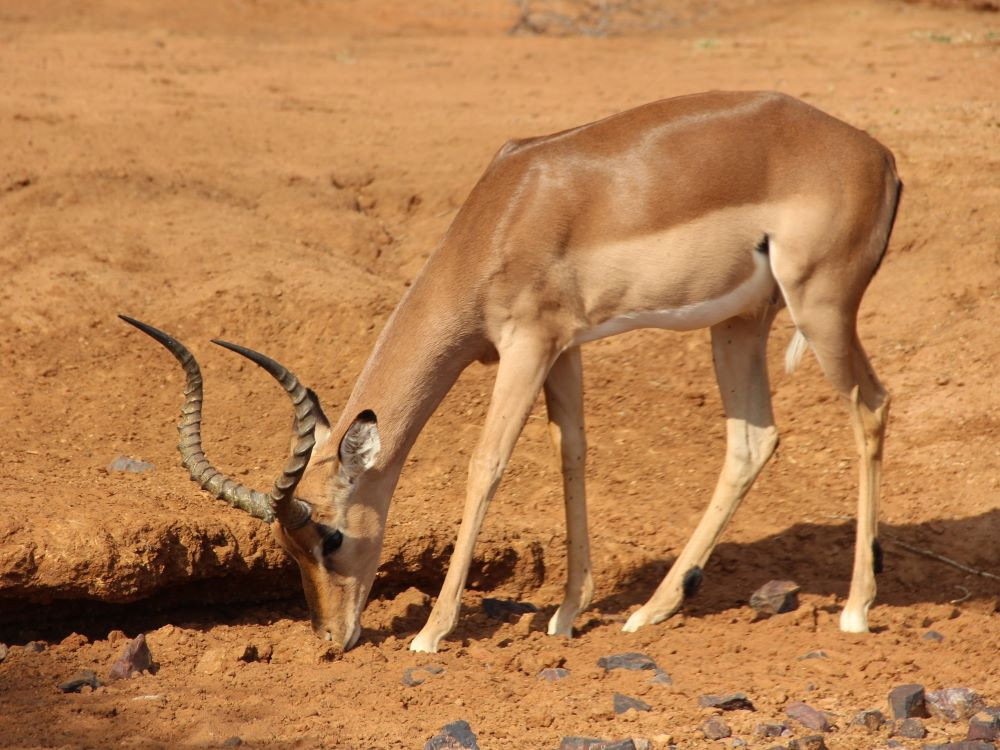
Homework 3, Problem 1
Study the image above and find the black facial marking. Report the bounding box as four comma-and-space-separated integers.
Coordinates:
682, 566, 704, 599
754, 234, 770, 255
872, 539, 884, 574
316, 523, 344, 556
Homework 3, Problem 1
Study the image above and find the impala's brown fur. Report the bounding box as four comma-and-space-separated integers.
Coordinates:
137, 91, 902, 652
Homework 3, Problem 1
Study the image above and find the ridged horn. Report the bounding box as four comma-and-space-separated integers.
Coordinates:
118, 315, 314, 529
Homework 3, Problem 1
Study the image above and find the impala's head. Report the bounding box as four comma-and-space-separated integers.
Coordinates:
119, 316, 382, 651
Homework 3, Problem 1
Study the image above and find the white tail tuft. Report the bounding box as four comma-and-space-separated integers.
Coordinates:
785, 329, 809, 374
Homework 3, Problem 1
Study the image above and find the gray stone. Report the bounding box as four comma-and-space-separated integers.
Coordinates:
787, 737, 827, 750
424, 720, 480, 750
923, 630, 945, 642
798, 650, 828, 660
749, 580, 801, 615
597, 652, 658, 672
887, 742, 903, 749
107, 455, 155, 473
754, 723, 788, 738
58, 670, 99, 693
25, 641, 46, 653
538, 667, 571, 681
649, 669, 672, 685
222, 738, 242, 748
967, 710, 1000, 740
481, 598, 537, 622
559, 739, 637, 750
894, 718, 927, 739
702, 716, 731, 740
889, 683, 928, 718
109, 633, 153, 680
613, 693, 651, 714
852, 709, 886, 732
786, 702, 832, 732
926, 688, 984, 722
403, 664, 445, 686
922, 743, 997, 750
698, 693, 756, 711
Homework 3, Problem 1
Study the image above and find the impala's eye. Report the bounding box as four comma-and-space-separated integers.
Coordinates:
321, 529, 344, 556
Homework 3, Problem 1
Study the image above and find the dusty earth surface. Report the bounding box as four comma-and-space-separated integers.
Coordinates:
1, 0, 999, 748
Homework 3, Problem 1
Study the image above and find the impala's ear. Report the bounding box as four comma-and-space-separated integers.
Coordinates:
338, 409, 381, 480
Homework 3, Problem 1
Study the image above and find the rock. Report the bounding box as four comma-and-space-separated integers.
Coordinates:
403, 665, 445, 687
749, 580, 801, 615
538, 667, 571, 681
923, 630, 945, 642
754, 723, 788, 738
109, 634, 153, 680
786, 702, 832, 732
0, 643, 7, 662
798, 650, 828, 660
731, 740, 747, 748
559, 739, 637, 750
222, 738, 242, 747
787, 737, 827, 750
649, 669, 672, 685
598, 652, 658, 672
894, 718, 927, 738
967, 710, 1000, 740
196, 648, 226, 675
613, 693, 652, 714
702, 716, 731, 740
25, 640, 46, 653
889, 683, 928, 718
922, 743, 997, 750
852, 709, 886, 732
887, 741, 903, 749
481, 598, 537, 622
58, 670, 99, 693
698, 693, 756, 711
424, 719, 480, 750
632, 739, 652, 750
926, 688, 984, 722
107, 455, 154, 473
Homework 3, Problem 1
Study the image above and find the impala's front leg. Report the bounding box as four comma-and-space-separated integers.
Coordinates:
410, 338, 555, 653
543, 346, 594, 637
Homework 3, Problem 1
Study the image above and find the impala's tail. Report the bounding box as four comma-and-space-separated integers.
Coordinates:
784, 329, 809, 374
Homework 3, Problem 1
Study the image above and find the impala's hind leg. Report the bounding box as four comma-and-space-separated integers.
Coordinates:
624, 308, 779, 632
785, 308, 888, 633
543, 346, 594, 637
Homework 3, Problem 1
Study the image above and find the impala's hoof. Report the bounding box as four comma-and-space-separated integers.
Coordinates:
546, 609, 575, 638
839, 605, 870, 634
409, 629, 442, 653
622, 609, 649, 633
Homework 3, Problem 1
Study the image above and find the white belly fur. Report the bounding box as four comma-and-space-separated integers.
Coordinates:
571, 247, 775, 346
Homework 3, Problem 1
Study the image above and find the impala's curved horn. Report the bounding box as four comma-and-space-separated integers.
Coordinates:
118, 315, 313, 529
211, 338, 319, 530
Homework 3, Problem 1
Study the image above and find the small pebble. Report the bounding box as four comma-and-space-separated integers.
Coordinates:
559, 739, 637, 750
893, 717, 927, 739
701, 716, 731, 740
0, 643, 7, 662
926, 688, 983, 722
598, 653, 658, 672
107, 455, 155, 473
798, 650, 828, 660
25, 641, 46, 653
222, 738, 242, 748
698, 693, 756, 711
424, 719, 480, 750
787, 737, 827, 750
786, 701, 832, 732
852, 708, 886, 732
888, 683, 927, 719
749, 580, 800, 615
922, 742, 997, 750
538, 667, 571, 681
754, 723, 788, 738
58, 670, 99, 694
613, 693, 651, 715
649, 669, 672, 685
967, 710, 1000, 740
109, 634, 153, 680
923, 630, 945, 642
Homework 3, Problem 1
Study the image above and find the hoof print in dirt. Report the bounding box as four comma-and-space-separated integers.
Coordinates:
597, 652, 658, 673
613, 693, 651, 714
698, 693, 756, 712
424, 719, 479, 750
923, 630, 945, 642
749, 580, 800, 616
787, 736, 827, 750
967, 710, 1000, 740
852, 709, 886, 732
481, 598, 537, 622
888, 683, 928, 718
58, 670, 99, 693
926, 688, 984, 722
701, 716, 731, 740
538, 667, 571, 681
403, 665, 445, 687
559, 738, 637, 750
785, 701, 832, 732
754, 722, 789, 738
109, 633, 154, 680
107, 455, 154, 473
892, 717, 927, 738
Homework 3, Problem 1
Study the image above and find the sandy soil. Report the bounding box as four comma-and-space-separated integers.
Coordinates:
1, 0, 999, 748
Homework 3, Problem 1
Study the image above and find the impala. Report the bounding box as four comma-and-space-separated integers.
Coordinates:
122, 90, 902, 653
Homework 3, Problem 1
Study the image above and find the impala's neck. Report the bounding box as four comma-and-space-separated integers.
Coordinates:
333, 258, 480, 484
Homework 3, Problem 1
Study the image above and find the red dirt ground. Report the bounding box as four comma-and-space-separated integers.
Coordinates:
1, 1, 999, 748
